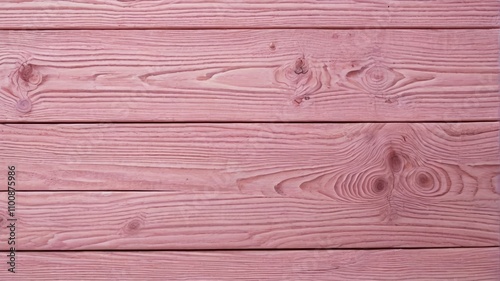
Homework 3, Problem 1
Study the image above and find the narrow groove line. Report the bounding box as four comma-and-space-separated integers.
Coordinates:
2, 120, 499, 125
7, 246, 499, 253
0, 26, 498, 31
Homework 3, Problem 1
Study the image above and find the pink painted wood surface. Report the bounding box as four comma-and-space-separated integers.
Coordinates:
0, 1, 498, 278
0, 190, 497, 250
1, 123, 498, 192
0, 248, 498, 280
0, 0, 498, 29
0, 123, 498, 250
0, 29, 498, 122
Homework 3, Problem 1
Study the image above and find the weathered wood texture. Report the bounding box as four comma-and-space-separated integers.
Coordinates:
1, 248, 498, 280
0, 0, 498, 29
1, 29, 498, 122
1, 123, 499, 250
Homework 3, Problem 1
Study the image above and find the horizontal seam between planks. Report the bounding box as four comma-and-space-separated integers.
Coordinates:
1, 120, 499, 125
0, 27, 499, 31
5, 246, 500, 252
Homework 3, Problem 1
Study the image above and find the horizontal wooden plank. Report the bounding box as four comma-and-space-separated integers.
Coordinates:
0, 29, 498, 122
1, 123, 499, 250
1, 191, 499, 250
1, 248, 498, 280
1, 122, 499, 192
0, 1, 498, 29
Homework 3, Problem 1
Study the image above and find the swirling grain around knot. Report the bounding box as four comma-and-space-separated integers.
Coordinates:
274, 57, 313, 87
399, 166, 451, 198
15, 63, 43, 91
16, 99, 32, 113
119, 217, 145, 236
326, 168, 393, 203
346, 63, 403, 95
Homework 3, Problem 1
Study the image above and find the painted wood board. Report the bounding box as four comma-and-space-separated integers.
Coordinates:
1, 29, 498, 122
0, 190, 498, 250
0, 248, 498, 280
0, 123, 498, 250
0, 0, 498, 29
1, 123, 498, 192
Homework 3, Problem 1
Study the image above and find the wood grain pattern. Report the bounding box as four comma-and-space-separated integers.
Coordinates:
1, 29, 498, 122
1, 248, 498, 280
0, 0, 498, 29
1, 190, 498, 250
1, 123, 498, 192
1, 0, 497, 278
0, 123, 498, 250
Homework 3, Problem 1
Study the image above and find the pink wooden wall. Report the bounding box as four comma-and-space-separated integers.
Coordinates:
0, 1, 499, 279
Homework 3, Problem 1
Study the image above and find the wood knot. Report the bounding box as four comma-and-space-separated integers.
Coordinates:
127, 219, 141, 231
16, 99, 32, 113
20, 64, 34, 82
294, 58, 308, 74
275, 57, 312, 86
328, 172, 393, 203
401, 167, 450, 198
373, 177, 389, 193
346, 63, 403, 95
415, 171, 433, 189
120, 217, 144, 235
19, 63, 42, 85
388, 151, 403, 173
274, 56, 321, 105
15, 63, 43, 91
